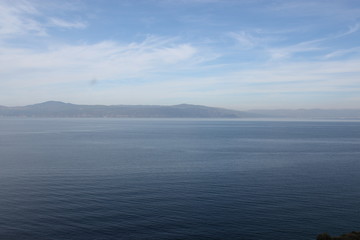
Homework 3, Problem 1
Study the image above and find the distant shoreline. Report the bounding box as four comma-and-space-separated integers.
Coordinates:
1, 101, 360, 119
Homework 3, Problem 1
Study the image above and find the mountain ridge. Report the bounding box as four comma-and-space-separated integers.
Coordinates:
1, 101, 360, 119
0, 101, 258, 118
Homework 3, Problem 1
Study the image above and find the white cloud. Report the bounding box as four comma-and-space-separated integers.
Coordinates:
69, 56, 360, 108
0, 36, 202, 88
341, 23, 360, 36
49, 18, 87, 29
267, 41, 322, 60
0, 0, 46, 37
231, 59, 360, 85
0, 0, 88, 39
266, 22, 360, 60
229, 31, 259, 48
324, 47, 360, 59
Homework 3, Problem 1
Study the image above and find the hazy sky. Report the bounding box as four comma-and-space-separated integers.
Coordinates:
1, 0, 360, 109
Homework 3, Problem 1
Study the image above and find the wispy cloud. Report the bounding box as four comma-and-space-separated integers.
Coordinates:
66, 56, 360, 108
229, 31, 261, 49
324, 47, 360, 59
49, 18, 87, 29
263, 22, 360, 60
0, 36, 205, 87
341, 23, 360, 36
267, 40, 323, 60
0, 0, 46, 37
0, 0, 87, 39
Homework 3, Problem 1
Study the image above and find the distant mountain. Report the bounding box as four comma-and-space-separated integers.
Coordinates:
1, 101, 360, 119
0, 101, 260, 118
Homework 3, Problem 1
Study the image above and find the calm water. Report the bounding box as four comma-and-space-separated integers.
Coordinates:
0, 118, 359, 240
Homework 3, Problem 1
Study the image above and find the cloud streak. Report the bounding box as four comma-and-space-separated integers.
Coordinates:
49, 18, 87, 29
0, 0, 88, 39
0, 36, 204, 87
0, 0, 45, 38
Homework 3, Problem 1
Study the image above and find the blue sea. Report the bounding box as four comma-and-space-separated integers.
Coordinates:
0, 118, 359, 240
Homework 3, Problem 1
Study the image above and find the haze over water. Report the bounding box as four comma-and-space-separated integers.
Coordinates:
1, 118, 359, 240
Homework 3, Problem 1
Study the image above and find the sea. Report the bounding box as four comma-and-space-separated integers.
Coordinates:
0, 118, 359, 240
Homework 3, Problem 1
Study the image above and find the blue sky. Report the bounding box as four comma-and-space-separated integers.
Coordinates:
1, 0, 360, 109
